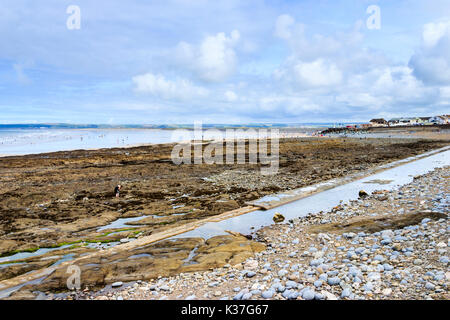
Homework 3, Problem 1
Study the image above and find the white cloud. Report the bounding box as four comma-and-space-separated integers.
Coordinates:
176, 30, 241, 82
5, 1, 450, 124
259, 96, 322, 114
294, 59, 342, 87
272, 15, 370, 91
224, 90, 238, 102
274, 14, 295, 40
336, 65, 439, 114
422, 21, 450, 47
409, 20, 450, 85
268, 14, 449, 120
132, 73, 208, 100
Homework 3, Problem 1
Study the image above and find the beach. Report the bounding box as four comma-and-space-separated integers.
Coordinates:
65, 165, 449, 301
0, 130, 449, 299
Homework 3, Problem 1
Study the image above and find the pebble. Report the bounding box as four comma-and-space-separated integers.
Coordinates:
327, 277, 341, 286
278, 269, 288, 277
261, 290, 275, 299
111, 282, 123, 288
341, 288, 352, 298
301, 288, 315, 300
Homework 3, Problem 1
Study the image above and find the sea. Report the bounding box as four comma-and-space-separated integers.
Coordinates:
0, 123, 346, 156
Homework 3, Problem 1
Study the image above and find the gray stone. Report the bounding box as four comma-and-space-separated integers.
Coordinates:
281, 289, 293, 299
276, 285, 286, 293
315, 293, 325, 300
285, 281, 298, 289
288, 291, 300, 300
439, 256, 449, 264
233, 289, 249, 300
278, 269, 288, 277
242, 293, 253, 300
319, 273, 328, 281
301, 288, 316, 300
310, 258, 324, 267
374, 255, 385, 262
327, 277, 341, 286
341, 287, 352, 298
261, 290, 275, 299
383, 264, 394, 271
314, 280, 323, 288
425, 282, 435, 290
363, 282, 374, 292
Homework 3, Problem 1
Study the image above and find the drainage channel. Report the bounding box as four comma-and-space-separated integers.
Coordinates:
170, 147, 450, 240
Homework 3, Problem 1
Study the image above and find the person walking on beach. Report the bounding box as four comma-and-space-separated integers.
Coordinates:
114, 184, 122, 198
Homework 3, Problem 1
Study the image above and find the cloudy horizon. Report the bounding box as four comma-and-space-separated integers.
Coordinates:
1, 0, 449, 124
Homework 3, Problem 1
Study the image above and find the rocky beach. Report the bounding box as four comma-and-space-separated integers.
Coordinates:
66, 165, 449, 301
0, 134, 449, 300
3, 0, 450, 307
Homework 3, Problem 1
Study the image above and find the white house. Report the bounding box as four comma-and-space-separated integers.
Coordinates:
429, 115, 449, 124
388, 117, 419, 126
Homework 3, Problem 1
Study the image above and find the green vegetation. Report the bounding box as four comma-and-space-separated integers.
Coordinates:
0, 247, 40, 258
0, 238, 121, 259
0, 260, 26, 266
96, 228, 137, 238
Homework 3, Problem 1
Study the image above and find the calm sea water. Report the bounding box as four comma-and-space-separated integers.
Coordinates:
0, 129, 177, 156
0, 127, 319, 156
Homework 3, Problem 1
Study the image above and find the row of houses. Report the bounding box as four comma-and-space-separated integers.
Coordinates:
369, 115, 449, 127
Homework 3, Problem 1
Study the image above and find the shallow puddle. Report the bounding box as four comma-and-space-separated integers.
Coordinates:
182, 247, 199, 266
128, 253, 153, 259
96, 216, 148, 232
0, 245, 72, 264
50, 254, 76, 267
0, 275, 48, 299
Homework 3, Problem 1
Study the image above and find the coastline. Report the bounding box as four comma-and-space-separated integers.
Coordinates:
24, 162, 450, 300
0, 135, 449, 299
0, 128, 312, 158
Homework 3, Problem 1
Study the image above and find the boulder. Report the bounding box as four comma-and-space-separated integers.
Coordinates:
359, 190, 369, 198
273, 212, 285, 223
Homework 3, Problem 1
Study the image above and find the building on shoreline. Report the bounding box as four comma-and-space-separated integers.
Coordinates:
364, 115, 448, 128
429, 115, 449, 125
388, 117, 420, 126
369, 118, 389, 127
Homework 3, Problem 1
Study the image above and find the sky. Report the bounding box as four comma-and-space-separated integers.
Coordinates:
0, 0, 450, 124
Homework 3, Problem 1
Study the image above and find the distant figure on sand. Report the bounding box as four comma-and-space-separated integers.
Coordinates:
114, 184, 122, 198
